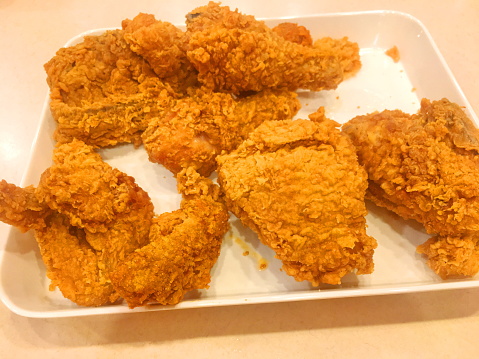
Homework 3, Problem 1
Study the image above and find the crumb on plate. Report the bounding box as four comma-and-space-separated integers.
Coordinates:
385, 46, 400, 63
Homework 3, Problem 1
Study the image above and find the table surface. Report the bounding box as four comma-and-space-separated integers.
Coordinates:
1, 0, 478, 357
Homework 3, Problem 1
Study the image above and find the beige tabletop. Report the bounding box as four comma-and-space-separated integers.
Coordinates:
1, 0, 479, 357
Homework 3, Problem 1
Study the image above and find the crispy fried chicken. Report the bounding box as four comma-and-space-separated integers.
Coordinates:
122, 12, 198, 92
44, 29, 179, 147
343, 98, 479, 278
0, 140, 153, 306
110, 168, 229, 308
184, 2, 345, 94
141, 87, 300, 176
217, 109, 377, 285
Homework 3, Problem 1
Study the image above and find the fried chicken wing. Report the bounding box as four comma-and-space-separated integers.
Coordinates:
0, 182, 120, 306
110, 168, 229, 308
184, 2, 345, 94
0, 140, 154, 306
343, 98, 479, 278
45, 30, 179, 147
216, 109, 377, 285
36, 213, 120, 306
141, 87, 300, 176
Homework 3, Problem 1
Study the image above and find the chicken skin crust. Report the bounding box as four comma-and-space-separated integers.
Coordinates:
0, 180, 50, 232
110, 168, 230, 308
122, 12, 198, 93
313, 37, 361, 79
216, 110, 377, 285
343, 98, 479, 278
44, 29, 179, 147
0, 140, 154, 306
184, 2, 344, 94
272, 22, 313, 47
141, 87, 300, 176
271, 23, 361, 79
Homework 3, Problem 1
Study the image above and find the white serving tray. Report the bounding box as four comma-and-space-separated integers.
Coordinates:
1, 11, 478, 318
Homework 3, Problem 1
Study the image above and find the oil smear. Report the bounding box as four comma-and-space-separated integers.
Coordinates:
232, 235, 268, 271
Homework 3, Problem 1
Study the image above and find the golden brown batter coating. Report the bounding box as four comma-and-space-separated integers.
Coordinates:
110, 168, 229, 308
0, 140, 154, 306
343, 98, 479, 278
141, 87, 300, 176
217, 110, 376, 285
184, 2, 345, 94
45, 30, 179, 147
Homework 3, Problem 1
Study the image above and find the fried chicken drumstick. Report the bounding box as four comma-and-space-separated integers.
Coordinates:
343, 98, 479, 278
184, 2, 347, 94
217, 109, 377, 285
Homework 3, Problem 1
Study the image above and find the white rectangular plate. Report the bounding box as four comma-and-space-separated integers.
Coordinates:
1, 11, 478, 318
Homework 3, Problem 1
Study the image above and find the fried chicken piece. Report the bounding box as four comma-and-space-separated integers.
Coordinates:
141, 87, 300, 176
184, 2, 344, 94
0, 181, 120, 306
36, 213, 120, 306
122, 13, 198, 92
314, 37, 361, 79
45, 29, 179, 147
36, 140, 154, 266
271, 22, 361, 79
216, 109, 377, 285
36, 140, 149, 233
417, 234, 479, 279
0, 140, 154, 306
110, 167, 230, 308
272, 22, 313, 46
0, 180, 50, 232
343, 98, 479, 278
